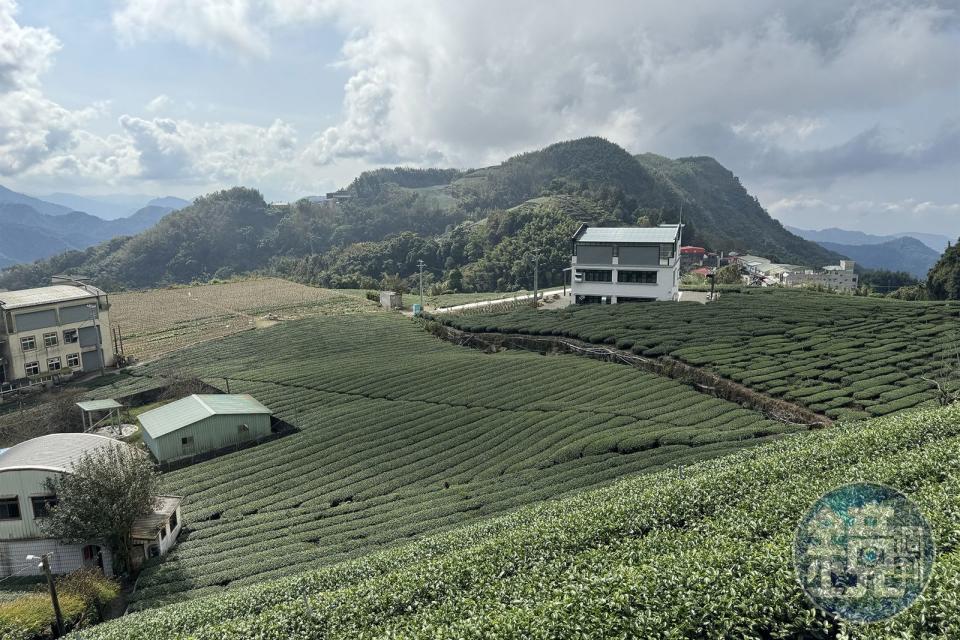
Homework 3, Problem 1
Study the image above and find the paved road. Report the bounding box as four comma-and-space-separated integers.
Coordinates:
431, 288, 567, 314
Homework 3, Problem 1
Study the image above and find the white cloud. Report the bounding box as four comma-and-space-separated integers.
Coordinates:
117, 115, 299, 182
113, 0, 272, 59
145, 94, 173, 113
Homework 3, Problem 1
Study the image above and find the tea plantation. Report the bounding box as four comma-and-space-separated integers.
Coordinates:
436, 289, 959, 421
89, 314, 798, 610
75, 402, 960, 639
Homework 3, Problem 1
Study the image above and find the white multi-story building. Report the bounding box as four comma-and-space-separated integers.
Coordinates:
0, 284, 114, 385
570, 224, 683, 304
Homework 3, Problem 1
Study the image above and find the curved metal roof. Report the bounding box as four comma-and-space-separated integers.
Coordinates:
0, 433, 127, 474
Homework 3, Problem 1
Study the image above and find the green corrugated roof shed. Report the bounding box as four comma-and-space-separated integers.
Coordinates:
138, 394, 272, 438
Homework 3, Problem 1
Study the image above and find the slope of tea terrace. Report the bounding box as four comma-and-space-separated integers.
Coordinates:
90, 313, 798, 610
436, 289, 957, 420
76, 403, 960, 639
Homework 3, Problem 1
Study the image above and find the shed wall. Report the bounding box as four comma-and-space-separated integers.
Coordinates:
153, 413, 271, 462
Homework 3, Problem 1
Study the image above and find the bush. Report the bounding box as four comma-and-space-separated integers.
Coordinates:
365, 291, 379, 303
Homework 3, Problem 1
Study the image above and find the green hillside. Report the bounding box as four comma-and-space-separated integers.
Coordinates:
437, 288, 958, 420
83, 313, 798, 610
75, 402, 960, 639
0, 138, 833, 292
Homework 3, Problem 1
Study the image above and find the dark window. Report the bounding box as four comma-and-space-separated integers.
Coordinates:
20, 336, 36, 351
43, 332, 58, 347
63, 329, 79, 344
31, 495, 57, 518
581, 270, 613, 282
237, 424, 250, 439
160, 524, 167, 540
47, 357, 62, 371
0, 497, 21, 520
618, 270, 657, 284
24, 361, 40, 376
181, 436, 195, 453
575, 295, 604, 305
67, 353, 81, 368
169, 509, 178, 530
616, 297, 656, 303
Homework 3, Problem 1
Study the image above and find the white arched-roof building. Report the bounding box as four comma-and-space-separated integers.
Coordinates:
0, 433, 181, 577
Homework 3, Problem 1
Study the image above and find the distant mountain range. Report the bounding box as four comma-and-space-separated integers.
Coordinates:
787, 226, 945, 279
786, 226, 951, 253
37, 192, 191, 220
0, 186, 190, 269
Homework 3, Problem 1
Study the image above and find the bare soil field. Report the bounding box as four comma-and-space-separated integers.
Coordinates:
109, 278, 380, 361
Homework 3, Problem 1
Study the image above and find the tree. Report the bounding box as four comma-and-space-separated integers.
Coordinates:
714, 263, 743, 285
927, 239, 960, 300
41, 445, 160, 574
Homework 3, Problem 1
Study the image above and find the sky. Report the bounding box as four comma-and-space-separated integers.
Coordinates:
0, 0, 958, 235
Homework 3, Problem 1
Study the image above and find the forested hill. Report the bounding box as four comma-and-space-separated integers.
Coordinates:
0, 138, 835, 292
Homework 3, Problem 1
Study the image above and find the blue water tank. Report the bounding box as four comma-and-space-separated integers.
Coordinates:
413, 304, 423, 316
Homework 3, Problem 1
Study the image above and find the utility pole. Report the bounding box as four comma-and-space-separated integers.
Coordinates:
86, 303, 105, 377
417, 259, 426, 309
31, 554, 64, 636
530, 249, 542, 309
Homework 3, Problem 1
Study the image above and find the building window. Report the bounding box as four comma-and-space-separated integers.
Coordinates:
181, 436, 195, 453
0, 497, 20, 520
47, 357, 62, 371
43, 332, 58, 347
67, 353, 81, 368
619, 270, 657, 284
581, 270, 613, 282
31, 495, 58, 518
169, 509, 178, 531
659, 243, 675, 260
20, 336, 36, 351
24, 361, 40, 376
63, 328, 79, 344
237, 424, 250, 440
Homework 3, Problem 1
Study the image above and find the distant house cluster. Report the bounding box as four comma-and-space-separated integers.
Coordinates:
0, 284, 115, 387
733, 255, 859, 291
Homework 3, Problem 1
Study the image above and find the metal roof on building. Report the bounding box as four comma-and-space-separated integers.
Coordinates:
76, 399, 123, 412
138, 394, 273, 438
0, 433, 126, 473
0, 285, 102, 310
575, 224, 681, 244
131, 495, 183, 540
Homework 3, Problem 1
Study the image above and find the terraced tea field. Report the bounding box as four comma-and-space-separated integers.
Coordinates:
77, 403, 960, 639
109, 278, 380, 361
88, 313, 801, 610
436, 289, 959, 421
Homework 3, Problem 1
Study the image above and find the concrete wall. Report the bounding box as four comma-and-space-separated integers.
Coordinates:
0, 538, 114, 577
148, 413, 272, 462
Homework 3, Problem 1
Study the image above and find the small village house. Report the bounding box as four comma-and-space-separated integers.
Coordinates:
138, 394, 273, 463
0, 284, 114, 386
379, 291, 403, 310
570, 223, 683, 304
0, 433, 181, 577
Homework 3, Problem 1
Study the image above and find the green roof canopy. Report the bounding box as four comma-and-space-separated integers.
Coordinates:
76, 399, 123, 412
138, 394, 272, 439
